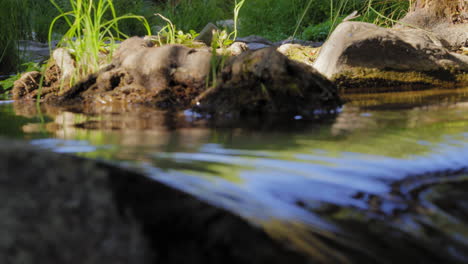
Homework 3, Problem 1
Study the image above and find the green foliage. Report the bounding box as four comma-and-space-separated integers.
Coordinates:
0, 0, 31, 74
359, 0, 409, 27
302, 20, 334, 41
227, 0, 246, 41
154, 13, 200, 45
49, 0, 152, 84
239, 0, 333, 41
153, 0, 233, 32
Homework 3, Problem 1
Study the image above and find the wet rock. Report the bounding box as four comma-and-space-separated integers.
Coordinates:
245, 42, 270, 50
274, 39, 322, 48
235, 36, 273, 51
236, 35, 273, 46
195, 22, 219, 46
314, 21, 468, 89
277, 43, 320, 66
195, 47, 340, 117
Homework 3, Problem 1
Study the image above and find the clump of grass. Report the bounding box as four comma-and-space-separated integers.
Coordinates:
49, 0, 152, 84
360, 0, 409, 27
154, 13, 200, 46
0, 0, 31, 74
239, 0, 334, 41
298, 0, 409, 41
154, 0, 232, 33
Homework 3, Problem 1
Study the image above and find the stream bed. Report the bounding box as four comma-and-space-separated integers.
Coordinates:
3, 86, 468, 263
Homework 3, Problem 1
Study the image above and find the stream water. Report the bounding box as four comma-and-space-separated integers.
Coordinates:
2, 87, 468, 262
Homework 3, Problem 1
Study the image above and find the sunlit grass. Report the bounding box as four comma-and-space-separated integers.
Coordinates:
49, 0, 152, 84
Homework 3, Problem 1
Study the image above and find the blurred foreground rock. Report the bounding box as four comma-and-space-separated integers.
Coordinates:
0, 138, 310, 264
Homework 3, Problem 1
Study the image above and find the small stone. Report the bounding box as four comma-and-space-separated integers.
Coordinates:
53, 48, 76, 81
194, 23, 219, 46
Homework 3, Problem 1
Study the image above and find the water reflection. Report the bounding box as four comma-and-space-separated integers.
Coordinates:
4, 87, 468, 262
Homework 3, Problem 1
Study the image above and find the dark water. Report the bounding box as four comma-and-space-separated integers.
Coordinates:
3, 87, 468, 262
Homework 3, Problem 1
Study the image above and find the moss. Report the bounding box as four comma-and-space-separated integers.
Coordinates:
333, 67, 468, 93
278, 45, 320, 66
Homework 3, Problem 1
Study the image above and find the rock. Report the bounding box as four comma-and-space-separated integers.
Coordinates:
396, 9, 468, 50
313, 21, 468, 89
55, 37, 213, 109
194, 47, 340, 117
0, 138, 311, 264
274, 39, 322, 48
12, 71, 41, 100
14, 37, 341, 115
236, 35, 273, 45
277, 43, 320, 66
194, 22, 219, 46
0, 139, 152, 264
216, 19, 234, 30
225, 42, 248, 56
53, 48, 76, 81
245, 43, 270, 50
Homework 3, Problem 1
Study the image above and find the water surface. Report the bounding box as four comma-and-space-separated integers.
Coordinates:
3, 87, 468, 262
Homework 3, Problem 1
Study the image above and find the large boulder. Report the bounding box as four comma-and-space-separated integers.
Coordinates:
194, 47, 340, 117
313, 21, 468, 90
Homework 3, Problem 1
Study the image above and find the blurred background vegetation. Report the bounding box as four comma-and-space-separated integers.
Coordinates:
1, 0, 411, 75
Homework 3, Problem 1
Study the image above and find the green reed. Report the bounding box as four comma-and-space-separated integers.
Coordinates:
49, 0, 152, 84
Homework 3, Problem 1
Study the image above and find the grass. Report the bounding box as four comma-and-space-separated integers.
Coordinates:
49, 0, 152, 84
2, 0, 455, 88
0, 0, 31, 74
153, 0, 233, 33
299, 0, 410, 41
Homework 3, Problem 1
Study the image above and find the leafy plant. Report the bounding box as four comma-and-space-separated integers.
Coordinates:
154, 13, 200, 45
302, 20, 335, 41
48, 0, 152, 85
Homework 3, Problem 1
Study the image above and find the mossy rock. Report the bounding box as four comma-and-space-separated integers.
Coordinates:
277, 44, 320, 66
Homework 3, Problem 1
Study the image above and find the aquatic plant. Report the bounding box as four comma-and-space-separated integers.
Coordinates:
49, 0, 152, 84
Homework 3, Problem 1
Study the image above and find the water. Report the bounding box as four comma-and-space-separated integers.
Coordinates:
3, 87, 468, 262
